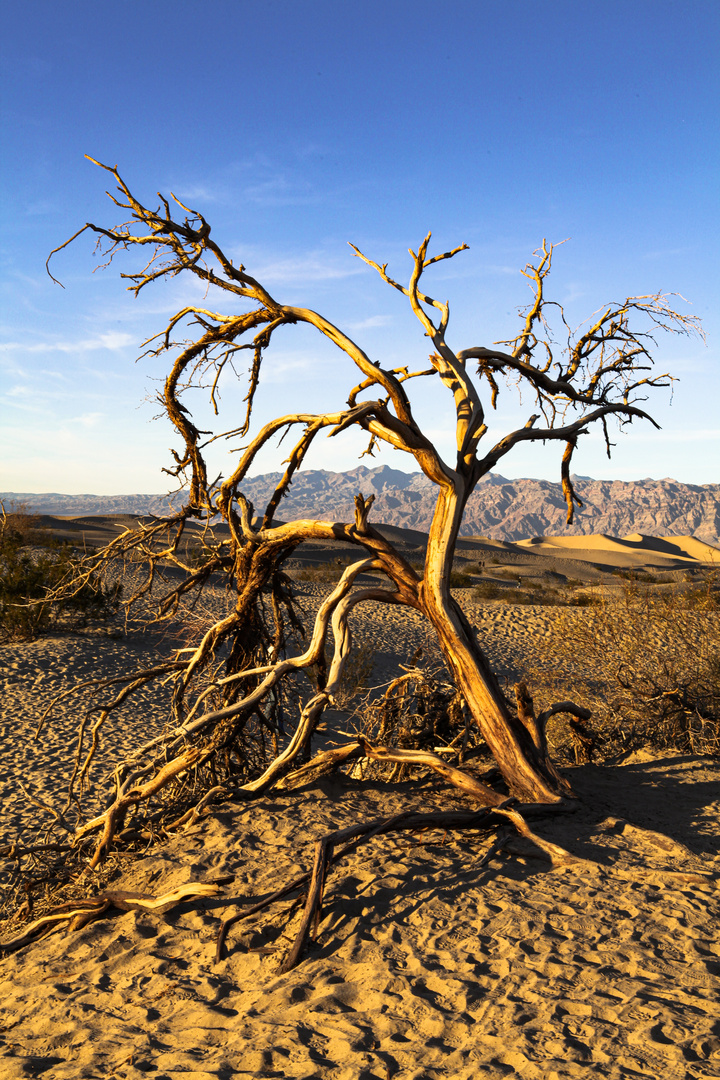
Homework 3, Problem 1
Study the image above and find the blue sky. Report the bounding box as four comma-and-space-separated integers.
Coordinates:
1, 0, 718, 494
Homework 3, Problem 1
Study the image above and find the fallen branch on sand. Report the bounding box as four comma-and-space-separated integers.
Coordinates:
4, 794, 715, 971
1, 881, 221, 955
216, 801, 588, 972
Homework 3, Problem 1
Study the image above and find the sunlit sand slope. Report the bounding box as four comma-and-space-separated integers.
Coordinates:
516, 533, 720, 567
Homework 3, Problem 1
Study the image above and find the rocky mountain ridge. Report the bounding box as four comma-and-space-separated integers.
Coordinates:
4, 466, 719, 545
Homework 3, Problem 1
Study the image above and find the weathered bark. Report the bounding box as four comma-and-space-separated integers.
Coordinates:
427, 602, 572, 802
418, 475, 572, 802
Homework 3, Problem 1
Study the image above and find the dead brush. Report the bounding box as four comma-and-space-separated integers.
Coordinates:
293, 558, 359, 584
331, 641, 375, 709
350, 665, 488, 782
520, 573, 720, 761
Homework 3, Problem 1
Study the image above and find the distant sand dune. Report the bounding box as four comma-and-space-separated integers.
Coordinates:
517, 532, 720, 567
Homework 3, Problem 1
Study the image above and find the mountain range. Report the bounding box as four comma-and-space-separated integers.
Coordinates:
4, 466, 720, 545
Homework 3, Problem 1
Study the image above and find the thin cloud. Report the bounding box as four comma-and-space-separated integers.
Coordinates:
345, 315, 393, 331
69, 411, 105, 428
256, 354, 319, 384
643, 245, 696, 260
0, 331, 135, 355
5, 385, 35, 398
250, 255, 365, 286
24, 199, 58, 217
479, 263, 519, 276
166, 160, 321, 210
623, 428, 720, 443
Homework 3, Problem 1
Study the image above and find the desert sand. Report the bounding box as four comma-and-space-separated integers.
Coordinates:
515, 533, 720, 569
1, 529, 719, 1079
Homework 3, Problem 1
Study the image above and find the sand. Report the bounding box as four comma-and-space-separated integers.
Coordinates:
515, 533, 720, 569
1, 533, 719, 1079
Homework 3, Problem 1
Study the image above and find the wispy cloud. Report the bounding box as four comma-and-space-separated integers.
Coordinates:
2, 270, 44, 290
480, 263, 520, 277
345, 315, 393, 331
257, 353, 319, 384
1, 384, 114, 409
623, 427, 720, 443
163, 153, 323, 210
24, 199, 59, 217
560, 281, 590, 306
0, 331, 135, 355
242, 177, 320, 208
70, 411, 105, 428
642, 245, 696, 260
250, 253, 365, 286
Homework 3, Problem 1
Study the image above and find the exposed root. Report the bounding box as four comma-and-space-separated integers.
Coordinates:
215, 802, 584, 972
1, 882, 222, 956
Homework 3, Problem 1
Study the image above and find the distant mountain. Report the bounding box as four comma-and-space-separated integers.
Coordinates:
4, 466, 720, 545
2, 492, 181, 518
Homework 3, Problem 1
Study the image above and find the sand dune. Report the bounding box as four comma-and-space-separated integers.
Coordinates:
624, 534, 720, 562
516, 533, 720, 568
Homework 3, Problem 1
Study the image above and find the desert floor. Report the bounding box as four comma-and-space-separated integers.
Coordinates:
0, 527, 719, 1079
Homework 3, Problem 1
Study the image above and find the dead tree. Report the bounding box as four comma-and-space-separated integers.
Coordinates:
41, 158, 702, 864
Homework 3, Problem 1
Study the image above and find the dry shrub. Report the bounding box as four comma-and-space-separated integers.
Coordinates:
350, 665, 489, 781
293, 559, 359, 583
522, 575, 720, 761
0, 504, 121, 643
472, 580, 579, 606
293, 564, 338, 583
449, 570, 474, 588
331, 641, 376, 709
473, 581, 504, 601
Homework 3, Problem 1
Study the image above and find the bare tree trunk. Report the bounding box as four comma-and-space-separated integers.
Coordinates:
419, 480, 572, 803
428, 601, 572, 801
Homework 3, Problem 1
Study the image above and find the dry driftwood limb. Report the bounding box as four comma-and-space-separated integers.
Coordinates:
0, 842, 73, 860
166, 785, 230, 830
359, 737, 506, 806
263, 802, 714, 971
2, 882, 221, 955
536, 701, 593, 727
77, 746, 215, 868
17, 782, 73, 833
276, 735, 507, 802
275, 743, 366, 790
491, 805, 591, 869
216, 808, 499, 964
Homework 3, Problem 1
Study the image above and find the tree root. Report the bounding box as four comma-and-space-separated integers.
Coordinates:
1, 881, 221, 955
215, 801, 583, 972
